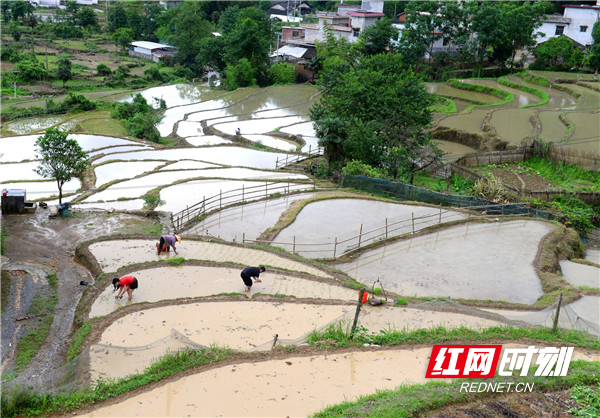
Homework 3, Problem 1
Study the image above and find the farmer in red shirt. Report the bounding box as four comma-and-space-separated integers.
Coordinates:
112, 275, 139, 301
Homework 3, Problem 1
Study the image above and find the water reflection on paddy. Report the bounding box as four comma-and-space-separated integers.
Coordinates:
159, 160, 222, 170
557, 84, 600, 110
74, 199, 144, 211
159, 180, 312, 214
186, 108, 232, 122
88, 145, 151, 157
5, 115, 65, 135
222, 85, 318, 116
188, 193, 315, 241
213, 116, 307, 135
176, 121, 203, 137
275, 199, 465, 257
94, 161, 165, 187
92, 147, 288, 169
280, 121, 316, 137
243, 134, 298, 151
184, 135, 232, 146
0, 180, 80, 200
118, 84, 216, 108
560, 260, 600, 288
86, 168, 307, 202
0, 134, 139, 162
336, 220, 551, 303
157, 88, 261, 136
465, 79, 538, 107
0, 162, 45, 182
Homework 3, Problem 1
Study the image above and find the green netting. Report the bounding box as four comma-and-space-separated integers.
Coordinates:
342, 175, 557, 220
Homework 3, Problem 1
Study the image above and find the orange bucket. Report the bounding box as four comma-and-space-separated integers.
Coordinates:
359, 291, 368, 304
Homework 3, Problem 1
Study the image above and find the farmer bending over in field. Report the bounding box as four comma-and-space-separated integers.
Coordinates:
157, 234, 181, 255
113, 276, 138, 301
240, 266, 265, 292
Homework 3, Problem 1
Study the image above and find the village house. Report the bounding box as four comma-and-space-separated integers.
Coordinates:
128, 41, 177, 63
537, 3, 600, 48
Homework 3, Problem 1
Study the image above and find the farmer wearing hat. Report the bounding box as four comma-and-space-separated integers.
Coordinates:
157, 234, 181, 255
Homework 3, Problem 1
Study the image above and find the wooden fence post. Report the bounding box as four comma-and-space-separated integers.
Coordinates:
242, 232, 245, 244
412, 212, 415, 234
351, 289, 366, 336
333, 237, 338, 259
385, 218, 388, 239
219, 190, 222, 209
275, 157, 279, 169
357, 224, 363, 248
292, 236, 296, 254
265, 183, 268, 198
439, 204, 442, 225
242, 185, 245, 202
552, 293, 563, 333
186, 205, 189, 223
308, 144, 311, 155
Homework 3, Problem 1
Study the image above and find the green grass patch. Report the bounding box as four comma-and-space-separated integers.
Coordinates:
1, 270, 11, 316
15, 315, 54, 371
523, 157, 600, 192
166, 257, 185, 265
498, 74, 549, 108
447, 78, 514, 112
314, 360, 600, 417
66, 321, 92, 362
307, 323, 600, 350
430, 96, 457, 113
569, 385, 600, 416
143, 224, 163, 235
395, 298, 408, 305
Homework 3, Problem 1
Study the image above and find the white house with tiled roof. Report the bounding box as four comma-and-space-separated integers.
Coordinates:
537, 3, 600, 48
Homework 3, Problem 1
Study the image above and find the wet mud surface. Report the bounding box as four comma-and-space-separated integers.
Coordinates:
0, 209, 158, 384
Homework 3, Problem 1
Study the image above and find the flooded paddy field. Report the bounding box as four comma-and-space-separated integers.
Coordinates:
489, 108, 536, 145
559, 260, 600, 288
87, 239, 332, 278
274, 199, 465, 258
539, 110, 570, 141
463, 79, 540, 108
427, 83, 499, 104
93, 161, 165, 187
158, 179, 312, 214
91, 146, 288, 169
81, 344, 598, 418
89, 302, 508, 382
188, 193, 315, 241
89, 265, 355, 318
585, 249, 600, 264
336, 220, 551, 303
0, 161, 46, 182
435, 140, 477, 159
0, 180, 81, 200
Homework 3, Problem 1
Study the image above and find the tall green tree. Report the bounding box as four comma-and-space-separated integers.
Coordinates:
35, 128, 90, 205
113, 28, 134, 53
353, 17, 397, 56
500, 1, 549, 70
588, 20, 600, 72
76, 7, 98, 29
468, 1, 505, 76
399, 1, 445, 64
223, 7, 273, 85
310, 53, 439, 181
57, 56, 72, 87
107, 5, 128, 33
533, 36, 585, 70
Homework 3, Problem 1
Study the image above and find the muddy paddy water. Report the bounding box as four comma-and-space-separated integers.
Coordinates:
89, 265, 355, 318
188, 193, 315, 241
275, 199, 465, 258
82, 344, 597, 417
336, 220, 552, 303
90, 303, 506, 382
88, 239, 331, 278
